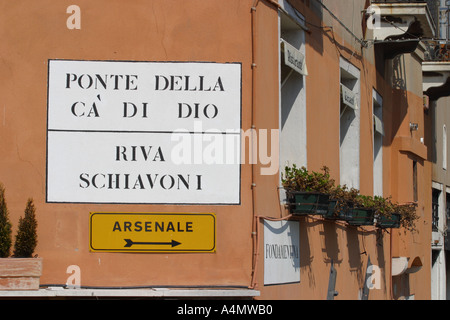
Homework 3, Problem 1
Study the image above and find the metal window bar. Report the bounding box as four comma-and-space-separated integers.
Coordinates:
446, 193, 450, 219
432, 189, 440, 232
424, 40, 450, 61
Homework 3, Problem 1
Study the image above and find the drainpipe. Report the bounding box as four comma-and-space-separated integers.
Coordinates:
250, 0, 259, 291
249, 0, 281, 291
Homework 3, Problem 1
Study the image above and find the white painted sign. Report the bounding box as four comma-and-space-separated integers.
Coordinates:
264, 220, 300, 285
340, 84, 357, 110
46, 60, 241, 204
282, 39, 307, 76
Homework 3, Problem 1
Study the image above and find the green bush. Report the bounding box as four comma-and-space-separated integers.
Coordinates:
0, 184, 12, 258
13, 198, 38, 258
282, 165, 336, 194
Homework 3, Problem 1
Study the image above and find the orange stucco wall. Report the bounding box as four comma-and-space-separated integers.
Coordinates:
254, 0, 394, 299
0, 0, 255, 288
253, 0, 431, 300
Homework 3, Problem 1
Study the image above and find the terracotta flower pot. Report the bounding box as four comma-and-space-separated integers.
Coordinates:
0, 258, 42, 291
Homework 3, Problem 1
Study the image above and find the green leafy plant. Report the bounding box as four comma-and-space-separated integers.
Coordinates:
13, 198, 38, 258
282, 165, 337, 215
353, 194, 418, 230
282, 165, 335, 193
0, 184, 12, 258
327, 184, 359, 218
330, 185, 359, 203
396, 202, 419, 232
372, 196, 395, 215
355, 195, 375, 208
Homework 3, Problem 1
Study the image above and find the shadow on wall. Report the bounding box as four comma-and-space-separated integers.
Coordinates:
297, 0, 324, 56
299, 217, 387, 296
375, 46, 409, 147
299, 217, 316, 288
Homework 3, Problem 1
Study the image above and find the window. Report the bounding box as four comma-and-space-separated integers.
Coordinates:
339, 58, 360, 189
432, 188, 440, 232
413, 161, 418, 202
446, 191, 450, 221
443, 125, 447, 170
279, 9, 307, 172
373, 90, 383, 197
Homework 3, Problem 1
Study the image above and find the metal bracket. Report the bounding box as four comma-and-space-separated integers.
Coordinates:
326, 260, 339, 300
361, 256, 372, 300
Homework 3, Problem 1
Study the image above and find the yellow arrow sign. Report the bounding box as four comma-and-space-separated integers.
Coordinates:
89, 212, 216, 253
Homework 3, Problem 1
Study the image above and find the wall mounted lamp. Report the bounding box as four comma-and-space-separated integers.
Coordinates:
410, 122, 419, 131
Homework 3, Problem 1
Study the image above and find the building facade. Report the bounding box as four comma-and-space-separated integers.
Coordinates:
424, 0, 450, 300
0, 0, 441, 300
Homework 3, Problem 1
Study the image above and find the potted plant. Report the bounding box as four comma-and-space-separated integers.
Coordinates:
372, 196, 400, 229
13, 198, 38, 258
0, 193, 42, 291
327, 184, 358, 221
0, 184, 12, 258
282, 165, 419, 231
282, 165, 335, 216
372, 196, 418, 230
348, 194, 376, 226
328, 187, 375, 226
376, 212, 401, 229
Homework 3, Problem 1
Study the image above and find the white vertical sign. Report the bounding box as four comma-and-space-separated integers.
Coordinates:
282, 39, 307, 76
264, 220, 300, 285
46, 60, 241, 204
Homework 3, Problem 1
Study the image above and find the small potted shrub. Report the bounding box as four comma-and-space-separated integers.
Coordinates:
13, 198, 38, 258
282, 165, 335, 216
0, 184, 12, 258
0, 195, 42, 291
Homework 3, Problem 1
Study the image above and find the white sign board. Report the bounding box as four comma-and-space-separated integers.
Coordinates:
46, 60, 241, 204
340, 84, 357, 110
264, 220, 300, 285
282, 39, 307, 76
